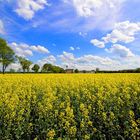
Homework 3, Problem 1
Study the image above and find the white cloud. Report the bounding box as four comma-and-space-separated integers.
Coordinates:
57, 51, 140, 70
9, 42, 49, 57
72, 0, 103, 17
70, 46, 80, 51
15, 0, 48, 20
90, 39, 105, 48
37, 55, 56, 66
69, 0, 125, 31
77, 55, 115, 65
58, 51, 75, 63
91, 21, 140, 51
105, 44, 135, 58
102, 30, 135, 44
102, 21, 140, 44
7, 63, 21, 71
31, 45, 49, 53
70, 46, 75, 51
0, 20, 5, 34
10, 42, 33, 57
32, 0, 125, 33
71, 0, 126, 18
58, 51, 119, 70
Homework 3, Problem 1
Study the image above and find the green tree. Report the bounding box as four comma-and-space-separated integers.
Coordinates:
16, 56, 32, 73
41, 63, 53, 72
83, 70, 86, 73
0, 38, 15, 74
51, 65, 65, 73
74, 69, 79, 73
41, 63, 65, 73
32, 64, 40, 73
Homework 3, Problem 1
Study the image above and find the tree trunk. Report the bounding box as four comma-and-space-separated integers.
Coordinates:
2, 64, 5, 74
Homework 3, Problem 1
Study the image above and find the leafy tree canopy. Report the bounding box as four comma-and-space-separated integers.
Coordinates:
0, 38, 15, 74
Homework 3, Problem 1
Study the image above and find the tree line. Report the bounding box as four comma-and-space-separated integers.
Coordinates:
0, 38, 65, 74
1, 38, 140, 74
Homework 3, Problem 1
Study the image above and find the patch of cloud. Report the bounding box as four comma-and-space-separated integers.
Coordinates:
15, 0, 49, 20
102, 30, 135, 44
9, 42, 33, 57
92, 21, 140, 48
63, 0, 126, 31
70, 46, 80, 51
0, 20, 5, 34
105, 44, 135, 58
58, 51, 119, 70
58, 51, 75, 63
9, 42, 49, 57
102, 21, 140, 44
7, 63, 21, 71
58, 51, 140, 70
71, 0, 126, 17
30, 0, 126, 33
31, 45, 49, 53
37, 55, 56, 66
90, 39, 105, 48
77, 55, 115, 65
72, 0, 103, 17
70, 46, 75, 51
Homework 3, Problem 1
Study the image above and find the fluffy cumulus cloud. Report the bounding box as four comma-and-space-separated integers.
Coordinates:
0, 20, 5, 34
77, 55, 115, 65
15, 0, 48, 20
37, 55, 56, 66
57, 51, 140, 70
105, 44, 135, 58
58, 51, 119, 70
91, 21, 140, 58
9, 42, 49, 57
10, 42, 33, 57
31, 45, 49, 53
102, 30, 135, 44
58, 51, 75, 63
102, 21, 140, 44
90, 39, 105, 48
92, 21, 140, 47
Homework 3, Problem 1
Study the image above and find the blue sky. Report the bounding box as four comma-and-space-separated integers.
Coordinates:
0, 0, 140, 70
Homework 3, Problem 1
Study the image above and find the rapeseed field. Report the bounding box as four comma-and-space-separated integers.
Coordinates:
0, 74, 140, 139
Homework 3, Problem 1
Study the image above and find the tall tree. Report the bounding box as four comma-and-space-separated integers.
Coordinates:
0, 38, 15, 74
41, 63, 53, 72
16, 56, 32, 73
74, 69, 79, 73
32, 64, 40, 73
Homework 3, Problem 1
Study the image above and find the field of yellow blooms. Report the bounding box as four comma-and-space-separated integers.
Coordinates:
0, 74, 140, 139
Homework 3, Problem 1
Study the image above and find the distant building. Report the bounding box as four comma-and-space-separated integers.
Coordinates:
65, 69, 74, 73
